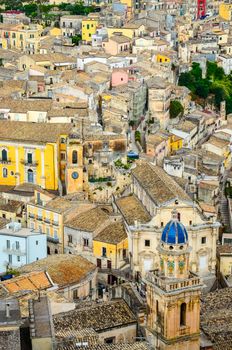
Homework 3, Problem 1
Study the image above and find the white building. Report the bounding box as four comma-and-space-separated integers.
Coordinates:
0, 222, 47, 273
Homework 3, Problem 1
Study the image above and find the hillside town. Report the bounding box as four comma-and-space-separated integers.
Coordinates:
1, 0, 232, 349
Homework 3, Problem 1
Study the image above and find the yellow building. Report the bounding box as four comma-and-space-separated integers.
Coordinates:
27, 189, 80, 254
82, 18, 99, 42
0, 23, 43, 53
168, 134, 183, 154
120, 0, 135, 20
49, 27, 62, 36
156, 53, 171, 63
93, 221, 128, 271
0, 120, 72, 191
219, 3, 232, 21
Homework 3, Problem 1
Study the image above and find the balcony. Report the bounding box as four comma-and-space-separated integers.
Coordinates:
52, 220, 59, 227
37, 215, 42, 221
28, 213, 35, 219
20, 159, 38, 167
0, 158, 11, 164
47, 235, 59, 244
146, 270, 202, 293
44, 218, 50, 224
3, 247, 26, 256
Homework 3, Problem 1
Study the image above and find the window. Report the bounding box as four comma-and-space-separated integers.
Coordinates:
87, 24, 90, 29
161, 222, 164, 227
145, 240, 150, 247
46, 227, 50, 235
2, 214, 5, 218
83, 238, 89, 247
6, 240, 10, 249
36, 240, 38, 245
27, 153, 32, 164
3, 168, 8, 178
2, 149, 7, 161
68, 235, 73, 243
103, 141, 109, 149
61, 152, 66, 160
177, 212, 181, 221
8, 254, 12, 264
16, 241, 19, 250
201, 237, 206, 244
102, 247, 107, 257
54, 230, 58, 239
73, 289, 78, 299
54, 249, 58, 254
72, 150, 78, 164
36, 192, 41, 204
189, 220, 192, 225
105, 337, 115, 344
17, 256, 20, 262
60, 137, 66, 144
180, 303, 186, 326
39, 226, 42, 233
30, 222, 34, 229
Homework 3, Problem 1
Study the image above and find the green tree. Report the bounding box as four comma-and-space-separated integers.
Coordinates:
211, 86, 226, 108
207, 61, 225, 81
195, 79, 210, 100
170, 100, 184, 119
178, 72, 195, 92
191, 62, 202, 80
72, 34, 82, 45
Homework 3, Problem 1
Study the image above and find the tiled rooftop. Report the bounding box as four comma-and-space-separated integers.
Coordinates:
94, 221, 127, 244
19, 254, 96, 287
65, 207, 110, 232
57, 342, 149, 350
54, 299, 136, 332
0, 121, 72, 144
0, 271, 52, 297
132, 162, 191, 206
116, 195, 151, 225
201, 288, 232, 349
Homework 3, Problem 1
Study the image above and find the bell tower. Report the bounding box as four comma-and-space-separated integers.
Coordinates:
65, 132, 85, 194
145, 210, 202, 350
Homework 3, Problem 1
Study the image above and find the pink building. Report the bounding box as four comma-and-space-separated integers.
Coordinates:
102, 34, 131, 55
111, 70, 129, 87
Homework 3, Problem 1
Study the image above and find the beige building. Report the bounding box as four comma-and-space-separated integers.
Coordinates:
147, 77, 171, 129
53, 299, 137, 344
19, 254, 97, 301
115, 161, 219, 287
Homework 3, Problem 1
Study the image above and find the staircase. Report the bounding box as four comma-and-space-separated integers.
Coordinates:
220, 196, 231, 232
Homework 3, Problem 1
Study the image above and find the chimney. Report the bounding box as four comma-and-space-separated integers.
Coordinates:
6, 303, 10, 318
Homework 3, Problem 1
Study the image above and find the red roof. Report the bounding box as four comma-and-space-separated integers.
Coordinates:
4, 10, 24, 15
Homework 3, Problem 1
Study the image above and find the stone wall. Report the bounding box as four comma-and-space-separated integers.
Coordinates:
0, 327, 21, 350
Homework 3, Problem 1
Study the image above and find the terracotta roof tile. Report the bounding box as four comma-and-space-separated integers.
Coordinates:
19, 254, 96, 287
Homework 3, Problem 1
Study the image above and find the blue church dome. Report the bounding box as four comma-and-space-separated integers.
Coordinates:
161, 218, 188, 245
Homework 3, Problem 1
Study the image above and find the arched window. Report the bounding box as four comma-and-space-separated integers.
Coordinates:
72, 150, 78, 164
54, 249, 58, 254
180, 303, 186, 326
27, 169, 34, 183
2, 149, 7, 161
3, 168, 7, 178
